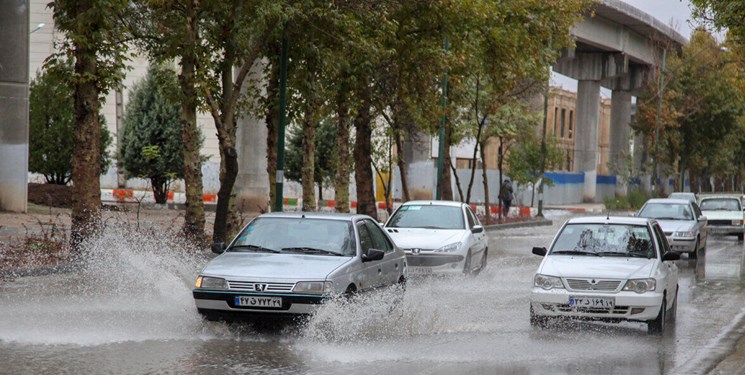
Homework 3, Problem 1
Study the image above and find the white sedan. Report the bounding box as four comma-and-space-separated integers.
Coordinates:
530, 216, 680, 335
383, 200, 488, 276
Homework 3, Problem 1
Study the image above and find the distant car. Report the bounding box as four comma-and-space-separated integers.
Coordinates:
530, 216, 680, 335
698, 195, 745, 241
383, 200, 488, 276
637, 198, 707, 259
668, 192, 696, 203
193, 212, 407, 321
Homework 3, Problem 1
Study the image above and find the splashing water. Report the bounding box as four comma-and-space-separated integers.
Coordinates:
0, 224, 213, 346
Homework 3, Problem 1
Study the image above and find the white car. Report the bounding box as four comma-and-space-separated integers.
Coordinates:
698, 195, 745, 241
383, 200, 488, 276
193, 212, 407, 321
637, 198, 707, 259
530, 216, 680, 335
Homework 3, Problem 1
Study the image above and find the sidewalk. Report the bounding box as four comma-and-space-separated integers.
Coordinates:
543, 203, 606, 214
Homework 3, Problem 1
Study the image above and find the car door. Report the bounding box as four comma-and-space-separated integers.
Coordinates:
691, 202, 707, 246
364, 219, 402, 286
652, 223, 678, 306
356, 220, 382, 290
465, 205, 487, 261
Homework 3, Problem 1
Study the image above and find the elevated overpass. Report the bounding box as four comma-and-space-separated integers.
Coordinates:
554, 0, 687, 201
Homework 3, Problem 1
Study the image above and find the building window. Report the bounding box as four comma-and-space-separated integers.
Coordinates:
560, 108, 566, 138
568, 110, 574, 139
553, 107, 558, 136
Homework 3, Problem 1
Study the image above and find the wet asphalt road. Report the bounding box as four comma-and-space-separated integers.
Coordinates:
2, 213, 745, 374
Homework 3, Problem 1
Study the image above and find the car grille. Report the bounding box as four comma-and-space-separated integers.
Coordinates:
664, 232, 673, 236
545, 303, 629, 315
227, 280, 295, 292
565, 278, 622, 292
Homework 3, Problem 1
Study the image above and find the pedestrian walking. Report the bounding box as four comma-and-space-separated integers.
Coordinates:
499, 178, 514, 216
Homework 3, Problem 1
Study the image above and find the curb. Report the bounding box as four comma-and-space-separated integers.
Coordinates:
484, 218, 553, 231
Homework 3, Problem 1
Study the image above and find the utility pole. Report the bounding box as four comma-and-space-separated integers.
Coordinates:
274, 33, 289, 212
538, 69, 551, 218
435, 37, 449, 200
652, 48, 666, 197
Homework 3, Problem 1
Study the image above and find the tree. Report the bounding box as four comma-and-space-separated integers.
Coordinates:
29, 63, 112, 185
49, 0, 131, 249
285, 119, 337, 203
506, 125, 563, 206
119, 65, 185, 204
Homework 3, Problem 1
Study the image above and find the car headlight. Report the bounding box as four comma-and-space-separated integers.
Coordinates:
674, 231, 695, 238
534, 274, 564, 290
733, 220, 744, 226
293, 281, 333, 295
622, 278, 656, 294
435, 242, 461, 252
195, 276, 226, 290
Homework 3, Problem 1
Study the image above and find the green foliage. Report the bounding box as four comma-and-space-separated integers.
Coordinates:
29, 63, 112, 185
285, 119, 336, 188
604, 190, 649, 211
118, 64, 184, 203
505, 125, 564, 187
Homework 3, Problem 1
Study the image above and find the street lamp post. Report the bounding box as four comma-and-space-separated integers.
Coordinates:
537, 66, 552, 218
436, 37, 449, 200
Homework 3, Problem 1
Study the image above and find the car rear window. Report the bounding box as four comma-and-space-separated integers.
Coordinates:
386, 205, 465, 229
700, 198, 741, 211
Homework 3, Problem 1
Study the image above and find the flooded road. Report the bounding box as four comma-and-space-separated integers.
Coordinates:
2, 213, 745, 374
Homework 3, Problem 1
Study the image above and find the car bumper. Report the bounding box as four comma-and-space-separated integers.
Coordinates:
666, 237, 696, 253
192, 290, 331, 316
530, 287, 664, 322
708, 225, 744, 235
405, 253, 465, 275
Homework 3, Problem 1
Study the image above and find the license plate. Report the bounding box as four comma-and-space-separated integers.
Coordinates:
234, 296, 282, 308
568, 296, 614, 309
409, 267, 433, 275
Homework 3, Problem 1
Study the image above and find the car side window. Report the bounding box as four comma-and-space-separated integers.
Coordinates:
356, 221, 373, 255
691, 202, 703, 218
652, 224, 669, 256
364, 220, 393, 253
465, 206, 475, 228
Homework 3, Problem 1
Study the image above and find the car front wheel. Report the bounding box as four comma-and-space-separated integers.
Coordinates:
530, 305, 548, 328
648, 297, 666, 335
463, 250, 473, 275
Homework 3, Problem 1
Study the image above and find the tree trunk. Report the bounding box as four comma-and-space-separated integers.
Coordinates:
301, 104, 318, 212
354, 82, 378, 220
441, 121, 453, 200
213, 143, 238, 243
466, 117, 485, 204
334, 72, 351, 213
394, 132, 410, 202
151, 176, 168, 204
70, 38, 102, 250
449, 158, 464, 201
178, 11, 205, 242
480, 140, 491, 225
498, 137, 504, 220
265, 43, 280, 210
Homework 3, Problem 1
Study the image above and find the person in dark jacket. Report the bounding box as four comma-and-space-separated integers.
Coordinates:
499, 178, 514, 216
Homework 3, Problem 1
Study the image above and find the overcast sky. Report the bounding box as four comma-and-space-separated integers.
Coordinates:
553, 0, 702, 93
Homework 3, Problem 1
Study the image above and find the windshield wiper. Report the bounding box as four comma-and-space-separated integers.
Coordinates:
654, 217, 682, 221
282, 247, 344, 256
551, 250, 600, 256
229, 244, 281, 253
596, 251, 631, 257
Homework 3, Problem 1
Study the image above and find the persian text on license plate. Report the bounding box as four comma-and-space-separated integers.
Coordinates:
568, 296, 614, 309
409, 267, 433, 275
234, 296, 282, 308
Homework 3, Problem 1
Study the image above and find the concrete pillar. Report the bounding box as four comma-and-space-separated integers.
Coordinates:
610, 89, 632, 197
234, 63, 269, 212
576, 80, 600, 202
0, 2, 29, 212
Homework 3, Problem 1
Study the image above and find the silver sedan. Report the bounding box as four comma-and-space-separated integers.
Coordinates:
637, 198, 707, 259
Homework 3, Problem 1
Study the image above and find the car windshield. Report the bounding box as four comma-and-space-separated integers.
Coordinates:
669, 193, 694, 201
638, 203, 693, 220
386, 205, 465, 229
230, 217, 355, 256
700, 198, 741, 211
550, 223, 656, 258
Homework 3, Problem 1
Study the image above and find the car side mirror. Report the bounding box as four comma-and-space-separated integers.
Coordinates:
532, 247, 547, 256
362, 248, 385, 262
471, 225, 484, 234
662, 252, 680, 261
211, 242, 226, 254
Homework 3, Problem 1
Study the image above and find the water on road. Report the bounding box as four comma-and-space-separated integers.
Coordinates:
2, 214, 745, 374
